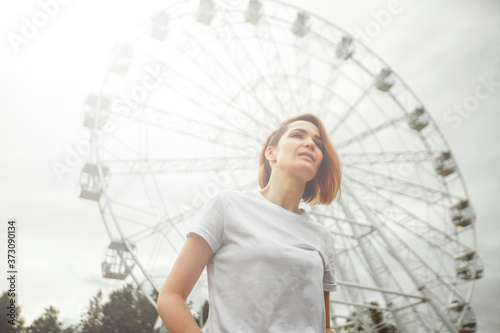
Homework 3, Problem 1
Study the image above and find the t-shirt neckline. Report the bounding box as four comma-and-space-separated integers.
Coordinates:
252, 190, 308, 219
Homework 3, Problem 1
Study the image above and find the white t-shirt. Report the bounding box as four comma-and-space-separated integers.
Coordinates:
187, 189, 337, 333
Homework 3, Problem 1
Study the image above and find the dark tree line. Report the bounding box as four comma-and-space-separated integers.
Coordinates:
341, 301, 398, 333
1, 283, 161, 333
3, 288, 397, 333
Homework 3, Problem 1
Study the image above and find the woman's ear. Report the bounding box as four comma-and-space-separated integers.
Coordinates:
264, 146, 276, 163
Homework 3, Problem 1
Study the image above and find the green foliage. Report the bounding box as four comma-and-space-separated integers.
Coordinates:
80, 283, 158, 333
79, 290, 105, 333
193, 300, 209, 327
61, 325, 78, 333
2, 283, 160, 333
0, 291, 26, 332
341, 301, 398, 333
27, 306, 63, 333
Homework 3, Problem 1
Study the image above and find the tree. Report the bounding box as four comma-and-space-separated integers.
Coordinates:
342, 301, 398, 333
79, 290, 105, 333
61, 325, 78, 333
78, 283, 160, 333
100, 283, 158, 333
28, 306, 63, 333
194, 300, 209, 327
367, 301, 398, 333
0, 291, 26, 333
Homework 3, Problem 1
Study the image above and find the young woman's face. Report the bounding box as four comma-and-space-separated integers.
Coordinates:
268, 120, 324, 181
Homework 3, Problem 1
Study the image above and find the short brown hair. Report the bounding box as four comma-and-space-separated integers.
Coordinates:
258, 113, 342, 205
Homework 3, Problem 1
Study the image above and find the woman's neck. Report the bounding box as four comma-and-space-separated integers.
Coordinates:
259, 172, 306, 215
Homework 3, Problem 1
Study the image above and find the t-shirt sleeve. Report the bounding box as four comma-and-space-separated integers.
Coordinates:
186, 190, 225, 253
323, 234, 338, 292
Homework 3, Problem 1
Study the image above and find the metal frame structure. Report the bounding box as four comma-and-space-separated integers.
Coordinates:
79, 1, 481, 332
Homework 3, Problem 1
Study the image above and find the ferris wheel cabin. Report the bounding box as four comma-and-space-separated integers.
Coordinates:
101, 240, 137, 280
79, 163, 110, 201
245, 0, 263, 25
407, 107, 430, 131
433, 151, 457, 177
83, 93, 110, 130
197, 0, 215, 25
150, 11, 170, 41
336, 36, 354, 60
292, 11, 310, 37
375, 68, 395, 92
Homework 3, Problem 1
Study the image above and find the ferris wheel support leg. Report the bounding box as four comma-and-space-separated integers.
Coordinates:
129, 270, 158, 309
331, 252, 368, 329
341, 181, 459, 333
100, 183, 162, 294
338, 195, 410, 332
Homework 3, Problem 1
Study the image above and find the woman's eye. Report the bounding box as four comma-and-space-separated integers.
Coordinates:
292, 133, 302, 138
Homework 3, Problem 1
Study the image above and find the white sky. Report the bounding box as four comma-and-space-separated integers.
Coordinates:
0, 0, 499, 331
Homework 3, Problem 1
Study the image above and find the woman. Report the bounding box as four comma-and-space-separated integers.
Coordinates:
157, 113, 342, 332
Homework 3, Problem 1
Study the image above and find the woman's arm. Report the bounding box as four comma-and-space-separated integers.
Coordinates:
325, 291, 335, 333
157, 234, 214, 333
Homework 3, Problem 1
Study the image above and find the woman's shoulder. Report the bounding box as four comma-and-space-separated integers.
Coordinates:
304, 212, 335, 242
213, 188, 256, 202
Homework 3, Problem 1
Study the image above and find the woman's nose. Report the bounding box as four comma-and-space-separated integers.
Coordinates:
305, 139, 315, 149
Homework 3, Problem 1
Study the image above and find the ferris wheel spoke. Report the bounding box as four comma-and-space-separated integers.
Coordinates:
106, 209, 192, 254
313, 213, 375, 239
371, 207, 458, 262
101, 207, 157, 239
146, 233, 164, 271
108, 101, 259, 149
141, 156, 184, 224
128, 47, 271, 134
344, 176, 474, 256
153, 178, 261, 233
301, 33, 366, 122
203, 11, 289, 123
368, 219, 456, 291
341, 182, 462, 332
107, 200, 170, 224
252, 14, 302, 115
343, 164, 460, 205
150, 212, 198, 238
171, 15, 284, 126
137, 173, 162, 219
97, 130, 146, 161
350, 53, 391, 88
105, 197, 197, 234
329, 90, 370, 136
308, 27, 351, 87
341, 151, 448, 165
107, 109, 258, 152
328, 59, 409, 139
100, 155, 255, 174
365, 220, 466, 330
317, 64, 343, 121
336, 113, 408, 148
294, 34, 312, 112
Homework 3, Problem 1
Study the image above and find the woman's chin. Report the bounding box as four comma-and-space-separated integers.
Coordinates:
291, 169, 318, 182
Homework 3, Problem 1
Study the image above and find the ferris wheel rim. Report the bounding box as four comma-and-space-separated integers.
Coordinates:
82, 0, 480, 330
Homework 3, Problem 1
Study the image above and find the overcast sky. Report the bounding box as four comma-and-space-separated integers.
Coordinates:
1, 0, 499, 331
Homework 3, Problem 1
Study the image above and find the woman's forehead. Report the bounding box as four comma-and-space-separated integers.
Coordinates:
287, 120, 320, 135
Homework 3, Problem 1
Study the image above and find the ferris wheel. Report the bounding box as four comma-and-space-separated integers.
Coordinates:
79, 0, 483, 332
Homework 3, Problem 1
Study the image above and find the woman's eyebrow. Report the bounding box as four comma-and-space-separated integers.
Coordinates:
290, 128, 323, 142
